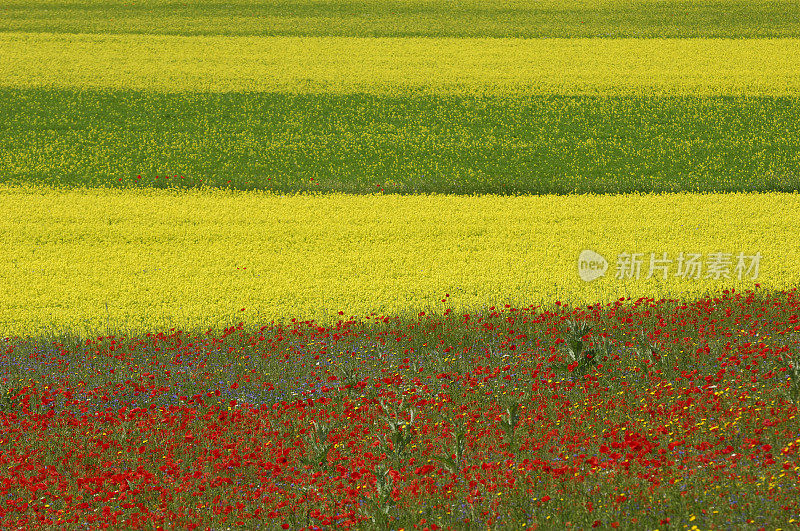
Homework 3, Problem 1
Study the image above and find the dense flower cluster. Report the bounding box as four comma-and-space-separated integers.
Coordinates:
2, 34, 799, 96
2, 186, 797, 340
0, 287, 798, 528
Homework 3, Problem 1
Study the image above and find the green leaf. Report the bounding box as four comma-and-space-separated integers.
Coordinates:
431, 455, 457, 473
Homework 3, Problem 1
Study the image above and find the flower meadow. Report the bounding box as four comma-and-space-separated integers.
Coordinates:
4, 34, 800, 97
3, 0, 800, 39
3, 185, 799, 340
4, 0, 800, 529
1, 287, 800, 529
2, 90, 799, 195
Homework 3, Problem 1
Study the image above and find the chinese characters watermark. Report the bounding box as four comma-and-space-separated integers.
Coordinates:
578, 250, 761, 282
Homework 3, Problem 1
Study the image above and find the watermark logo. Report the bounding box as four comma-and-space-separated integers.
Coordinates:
578, 250, 761, 282
578, 250, 609, 282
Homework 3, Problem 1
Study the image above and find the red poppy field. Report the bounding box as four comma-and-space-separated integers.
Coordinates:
0, 287, 799, 530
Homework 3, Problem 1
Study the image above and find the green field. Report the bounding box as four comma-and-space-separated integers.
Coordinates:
2, 89, 799, 194
1, 0, 799, 38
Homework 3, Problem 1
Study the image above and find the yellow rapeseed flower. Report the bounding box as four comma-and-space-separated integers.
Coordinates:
1, 33, 799, 96
1, 187, 796, 337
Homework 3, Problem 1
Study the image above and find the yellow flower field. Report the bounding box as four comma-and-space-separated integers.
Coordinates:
2, 184, 797, 339
2, 33, 800, 95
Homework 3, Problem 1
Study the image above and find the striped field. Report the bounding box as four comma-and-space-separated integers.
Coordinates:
2, 0, 799, 38
2, 185, 797, 339
3, 34, 800, 96
1, 89, 798, 194
2, 1, 800, 530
